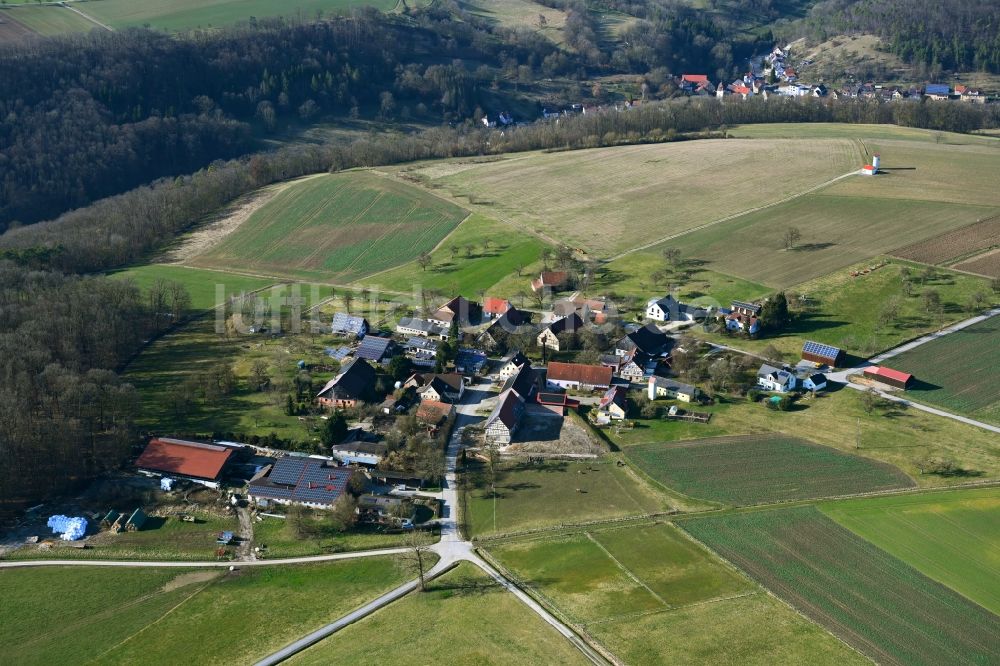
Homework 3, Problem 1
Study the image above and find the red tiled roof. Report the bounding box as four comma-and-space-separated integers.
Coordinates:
483, 297, 511, 315
546, 362, 613, 387
136, 438, 233, 480
416, 400, 454, 425
864, 366, 912, 384
681, 74, 709, 83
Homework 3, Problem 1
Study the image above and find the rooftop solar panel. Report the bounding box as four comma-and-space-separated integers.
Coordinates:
802, 340, 841, 359
267, 457, 308, 485
356, 336, 392, 360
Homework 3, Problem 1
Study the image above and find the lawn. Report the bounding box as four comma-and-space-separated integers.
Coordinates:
685, 260, 995, 360
5, 511, 239, 561
821, 487, 1000, 614
0, 556, 414, 665
682, 506, 1000, 665
488, 522, 864, 664
889, 314, 1000, 424
2, 6, 96, 35
190, 171, 468, 283
110, 263, 289, 311
253, 514, 424, 558
605, 389, 1000, 487
388, 139, 858, 256
362, 212, 546, 298
664, 194, 998, 288
290, 562, 588, 665
626, 434, 914, 505
461, 458, 699, 539
83, 0, 398, 32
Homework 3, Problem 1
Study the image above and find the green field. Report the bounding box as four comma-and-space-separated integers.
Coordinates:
889, 314, 1000, 424
190, 171, 468, 283
728, 122, 1000, 146
387, 139, 858, 256
290, 562, 587, 665
461, 458, 697, 539
489, 522, 864, 664
664, 194, 998, 288
683, 506, 1000, 665
2, 5, 97, 35
363, 212, 546, 297
253, 515, 420, 558
111, 264, 288, 311
822, 487, 1000, 614
0, 556, 414, 665
83, 0, 397, 32
626, 434, 914, 505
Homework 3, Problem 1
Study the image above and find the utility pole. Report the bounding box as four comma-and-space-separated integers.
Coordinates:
856, 417, 861, 450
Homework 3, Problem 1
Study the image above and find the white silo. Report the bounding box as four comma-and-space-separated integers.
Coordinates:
872, 154, 881, 172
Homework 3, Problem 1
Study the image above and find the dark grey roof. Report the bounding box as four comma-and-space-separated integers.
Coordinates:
356, 336, 395, 362
331, 313, 368, 336
545, 312, 584, 336
502, 362, 536, 397
397, 317, 447, 336
317, 358, 376, 400
650, 376, 696, 395
620, 323, 668, 356
485, 388, 525, 431
249, 457, 352, 506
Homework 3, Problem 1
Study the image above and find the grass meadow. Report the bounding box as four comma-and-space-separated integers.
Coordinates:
290, 562, 588, 665
488, 522, 864, 665
0, 557, 413, 665
889, 314, 1000, 424
389, 139, 859, 256
728, 122, 1000, 146
821, 487, 1000, 614
253, 514, 422, 558
111, 264, 287, 311
605, 388, 1000, 487
191, 171, 468, 283
0, 6, 96, 36
626, 434, 914, 505
682, 506, 1000, 665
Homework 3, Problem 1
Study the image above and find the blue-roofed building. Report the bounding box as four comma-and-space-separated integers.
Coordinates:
355, 335, 396, 364
248, 457, 355, 509
331, 313, 369, 338
924, 84, 950, 99
454, 348, 488, 376
801, 340, 845, 367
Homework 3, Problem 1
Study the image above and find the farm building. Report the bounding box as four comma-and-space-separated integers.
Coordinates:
429, 296, 482, 329
330, 441, 388, 467
861, 154, 881, 176
757, 364, 797, 393
124, 507, 148, 532
415, 400, 455, 429
484, 389, 526, 444
615, 323, 670, 357
316, 358, 377, 409
396, 317, 449, 340
864, 366, 913, 390
531, 271, 569, 293
135, 438, 235, 488
596, 386, 628, 424
483, 297, 511, 319
501, 361, 538, 399
537, 313, 585, 351
802, 341, 845, 367
545, 362, 613, 391
355, 335, 396, 364
330, 313, 369, 338
406, 372, 465, 403
648, 376, 698, 403
248, 457, 354, 509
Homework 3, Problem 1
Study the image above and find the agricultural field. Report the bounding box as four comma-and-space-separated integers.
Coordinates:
626, 434, 914, 505
0, 6, 96, 36
189, 171, 468, 283
290, 562, 588, 665
0, 556, 414, 666
386, 139, 859, 256
81, 0, 397, 32
362, 212, 546, 298
459, 0, 567, 43
728, 122, 1000, 146
488, 523, 864, 664
953, 248, 1000, 278
888, 314, 1000, 424
0, 10, 38, 42
461, 458, 696, 539
111, 264, 290, 311
663, 194, 998, 288
891, 216, 1000, 266
682, 506, 1000, 665
821, 487, 1000, 614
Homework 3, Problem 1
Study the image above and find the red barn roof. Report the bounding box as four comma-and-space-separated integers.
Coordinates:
483, 297, 511, 315
681, 74, 709, 84
136, 438, 233, 480
864, 366, 912, 384
546, 362, 613, 387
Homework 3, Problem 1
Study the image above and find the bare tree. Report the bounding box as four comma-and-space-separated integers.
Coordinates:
662, 247, 682, 269
782, 227, 802, 250
417, 252, 432, 271
401, 530, 434, 592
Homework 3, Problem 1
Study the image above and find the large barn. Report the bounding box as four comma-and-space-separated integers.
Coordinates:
135, 438, 235, 488
802, 340, 845, 367
864, 366, 913, 390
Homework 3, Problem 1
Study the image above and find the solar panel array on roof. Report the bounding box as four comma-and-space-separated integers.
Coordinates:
267, 457, 308, 485
803, 341, 840, 358
325, 346, 351, 360
249, 457, 353, 506
356, 336, 393, 361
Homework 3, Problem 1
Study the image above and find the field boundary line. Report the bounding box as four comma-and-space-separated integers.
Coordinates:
584, 532, 670, 607
608, 168, 861, 261
59, 1, 113, 31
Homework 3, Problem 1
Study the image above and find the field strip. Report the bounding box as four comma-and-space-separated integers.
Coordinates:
60, 1, 112, 31
607, 168, 862, 261
333, 197, 416, 277
584, 532, 669, 607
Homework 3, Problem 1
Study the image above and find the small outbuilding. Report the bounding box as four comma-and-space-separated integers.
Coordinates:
864, 366, 912, 390
801, 341, 845, 367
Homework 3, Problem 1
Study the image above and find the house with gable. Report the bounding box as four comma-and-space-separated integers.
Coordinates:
615, 323, 669, 358
477, 307, 531, 350
405, 372, 465, 403
723, 300, 761, 335
757, 364, 797, 393
545, 362, 613, 392
596, 385, 628, 424
648, 376, 698, 403
483, 297, 511, 319
484, 388, 525, 445
496, 350, 529, 382
330, 313, 369, 338
429, 296, 482, 329
316, 358, 377, 409
537, 312, 585, 351
531, 271, 569, 293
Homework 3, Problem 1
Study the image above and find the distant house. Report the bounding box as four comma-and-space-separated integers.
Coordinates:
248, 457, 354, 509
406, 372, 465, 403
647, 376, 698, 403
316, 358, 377, 409
135, 438, 235, 489
801, 341, 845, 367
477, 307, 531, 350
724, 300, 761, 335
531, 271, 569, 293
330, 313, 369, 338
429, 296, 481, 329
355, 335, 396, 364
863, 366, 913, 390
483, 297, 511, 319
484, 388, 526, 445
497, 351, 529, 382
924, 83, 951, 100
396, 317, 449, 340
415, 400, 455, 429
615, 323, 669, 357
757, 364, 796, 393
537, 313, 585, 351
545, 362, 613, 391
330, 441, 387, 467
646, 294, 691, 322
596, 385, 628, 423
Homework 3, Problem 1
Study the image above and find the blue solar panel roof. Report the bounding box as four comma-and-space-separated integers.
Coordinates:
802, 340, 841, 359
356, 336, 393, 361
